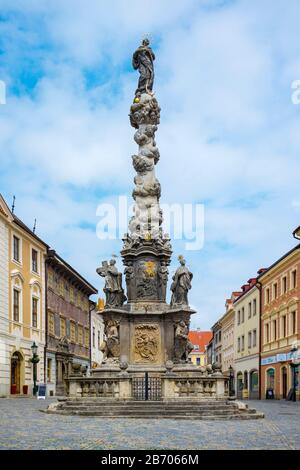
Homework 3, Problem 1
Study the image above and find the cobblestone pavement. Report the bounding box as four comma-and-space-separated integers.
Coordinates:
0, 398, 299, 450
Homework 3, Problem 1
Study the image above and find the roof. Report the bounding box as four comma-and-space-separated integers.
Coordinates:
257, 244, 300, 281
13, 214, 49, 249
188, 331, 213, 353
47, 249, 98, 295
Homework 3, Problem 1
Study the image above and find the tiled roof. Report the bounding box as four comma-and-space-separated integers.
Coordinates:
188, 331, 213, 353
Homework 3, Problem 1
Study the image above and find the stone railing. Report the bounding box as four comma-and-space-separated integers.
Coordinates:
66, 376, 131, 399
65, 372, 229, 400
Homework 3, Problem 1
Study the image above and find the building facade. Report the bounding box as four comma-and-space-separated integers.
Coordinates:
90, 299, 105, 369
234, 278, 260, 399
211, 321, 222, 366
260, 244, 300, 400
220, 293, 240, 375
0, 195, 48, 396
188, 330, 212, 366
45, 250, 97, 396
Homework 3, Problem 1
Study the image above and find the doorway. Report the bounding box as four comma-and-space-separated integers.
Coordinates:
282, 366, 287, 399
11, 352, 22, 394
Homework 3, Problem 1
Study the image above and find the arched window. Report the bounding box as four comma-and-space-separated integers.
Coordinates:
266, 368, 275, 389
250, 370, 259, 393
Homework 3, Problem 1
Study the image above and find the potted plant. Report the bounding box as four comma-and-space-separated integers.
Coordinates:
11, 384, 17, 394
22, 384, 28, 395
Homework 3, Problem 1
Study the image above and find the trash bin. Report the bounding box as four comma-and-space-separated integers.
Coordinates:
266, 388, 274, 399
22, 385, 28, 395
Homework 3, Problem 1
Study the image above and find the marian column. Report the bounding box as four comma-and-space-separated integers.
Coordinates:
121, 38, 172, 305
96, 39, 195, 370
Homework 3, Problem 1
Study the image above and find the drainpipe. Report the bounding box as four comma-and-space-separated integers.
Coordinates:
44, 254, 49, 388
256, 280, 262, 400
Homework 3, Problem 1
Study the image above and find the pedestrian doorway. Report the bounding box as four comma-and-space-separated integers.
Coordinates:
282, 366, 287, 399
11, 351, 23, 394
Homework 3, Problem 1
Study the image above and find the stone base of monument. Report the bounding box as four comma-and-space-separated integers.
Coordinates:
45, 398, 264, 420
45, 363, 264, 419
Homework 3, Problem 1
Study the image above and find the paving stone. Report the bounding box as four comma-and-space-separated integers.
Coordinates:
0, 398, 299, 450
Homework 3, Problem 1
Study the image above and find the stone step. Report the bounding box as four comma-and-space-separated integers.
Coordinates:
46, 409, 264, 420
59, 406, 241, 415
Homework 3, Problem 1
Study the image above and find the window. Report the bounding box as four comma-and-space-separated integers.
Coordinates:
78, 326, 83, 345
60, 317, 66, 337
92, 327, 95, 348
219, 331, 221, 342
196, 357, 200, 366
273, 283, 278, 300
253, 329, 257, 347
48, 270, 53, 288
248, 302, 252, 319
282, 276, 287, 294
266, 288, 270, 304
237, 336, 240, 352
70, 322, 76, 342
267, 368, 275, 389
47, 358, 52, 382
241, 335, 245, 351
32, 249, 38, 273
13, 235, 20, 262
253, 298, 257, 316
291, 311, 296, 335
237, 310, 240, 325
273, 319, 277, 341
48, 313, 55, 335
98, 330, 101, 350
248, 331, 252, 348
265, 323, 270, 343
32, 297, 38, 328
70, 287, 74, 303
13, 289, 20, 322
59, 280, 64, 297
282, 315, 287, 338
241, 307, 245, 323
291, 270, 297, 289
84, 329, 89, 348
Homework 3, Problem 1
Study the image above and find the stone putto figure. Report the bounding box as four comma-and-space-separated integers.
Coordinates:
132, 38, 155, 95
97, 259, 126, 307
174, 320, 194, 363
170, 256, 193, 306
100, 320, 120, 363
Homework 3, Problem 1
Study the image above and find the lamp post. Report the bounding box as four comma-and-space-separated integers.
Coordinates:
229, 365, 235, 397
290, 344, 300, 402
292, 226, 300, 241
30, 342, 40, 396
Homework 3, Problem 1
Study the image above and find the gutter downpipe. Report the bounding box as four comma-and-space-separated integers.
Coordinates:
256, 280, 263, 400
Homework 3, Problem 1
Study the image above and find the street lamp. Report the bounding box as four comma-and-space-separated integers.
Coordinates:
30, 342, 40, 396
229, 365, 235, 397
293, 226, 300, 241
290, 344, 300, 402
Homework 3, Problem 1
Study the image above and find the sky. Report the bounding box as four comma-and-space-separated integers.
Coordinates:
0, 0, 300, 329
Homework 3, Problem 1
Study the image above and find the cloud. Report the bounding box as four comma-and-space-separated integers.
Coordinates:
0, 0, 300, 330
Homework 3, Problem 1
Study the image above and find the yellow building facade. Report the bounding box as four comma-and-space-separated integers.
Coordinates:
0, 195, 48, 396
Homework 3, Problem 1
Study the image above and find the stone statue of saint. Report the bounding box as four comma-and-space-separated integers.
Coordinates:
100, 320, 120, 363
132, 38, 155, 95
170, 256, 193, 306
158, 261, 169, 301
97, 259, 126, 307
174, 320, 194, 362
124, 261, 134, 301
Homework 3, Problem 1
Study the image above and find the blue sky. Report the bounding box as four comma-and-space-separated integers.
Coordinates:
0, 0, 300, 329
